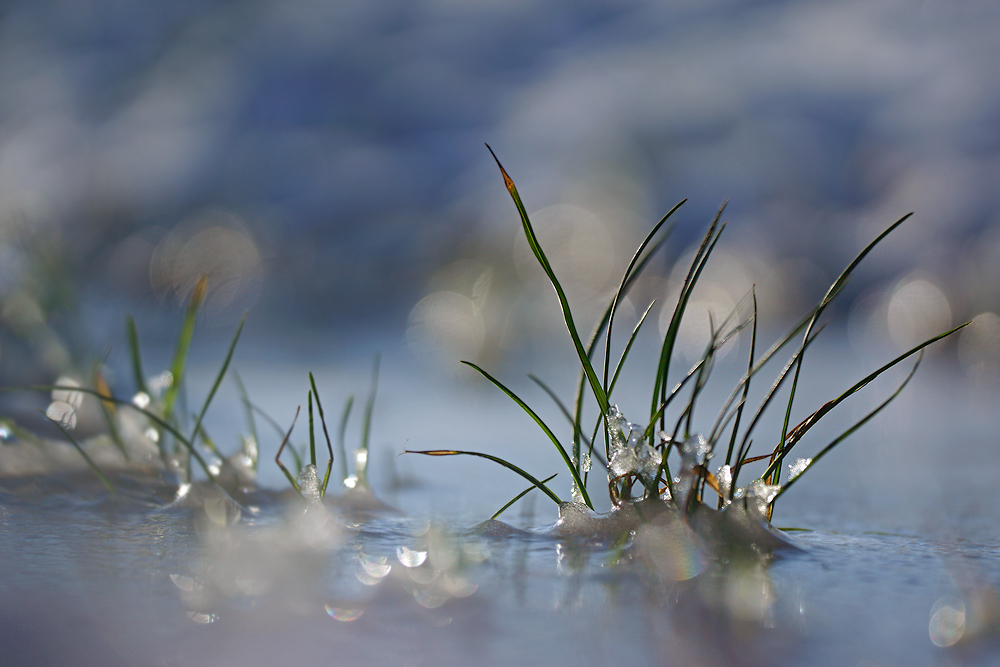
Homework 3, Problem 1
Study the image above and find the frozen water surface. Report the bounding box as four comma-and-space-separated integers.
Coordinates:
1, 339, 999, 666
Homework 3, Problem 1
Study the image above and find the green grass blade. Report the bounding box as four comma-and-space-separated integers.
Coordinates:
527, 374, 606, 472
603, 200, 685, 392
775, 213, 914, 482
338, 394, 354, 484
487, 145, 609, 418
706, 301, 822, 447
652, 207, 727, 426
406, 448, 562, 506
5, 385, 218, 484
163, 275, 207, 422
187, 312, 246, 450
92, 370, 129, 460
491, 473, 558, 520
361, 354, 380, 453
307, 390, 316, 467
771, 354, 923, 506
274, 406, 302, 494
232, 370, 259, 470
308, 373, 336, 496
724, 290, 757, 469
41, 411, 116, 494
125, 315, 148, 396
764, 321, 970, 486
463, 360, 592, 508
570, 224, 676, 474
729, 325, 826, 493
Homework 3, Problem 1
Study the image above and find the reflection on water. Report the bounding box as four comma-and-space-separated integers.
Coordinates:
1, 457, 999, 666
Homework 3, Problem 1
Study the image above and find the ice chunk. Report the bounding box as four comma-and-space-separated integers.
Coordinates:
735, 479, 781, 516
788, 457, 811, 481
297, 464, 322, 505
51, 377, 83, 408
132, 392, 151, 409
606, 405, 661, 481
716, 464, 733, 503
45, 401, 77, 430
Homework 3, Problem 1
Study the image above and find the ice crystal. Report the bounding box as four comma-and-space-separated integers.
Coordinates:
716, 464, 733, 504
788, 457, 811, 481
735, 479, 781, 516
606, 405, 661, 481
297, 464, 322, 505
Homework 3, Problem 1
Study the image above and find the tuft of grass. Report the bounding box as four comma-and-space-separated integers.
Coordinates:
410, 146, 970, 524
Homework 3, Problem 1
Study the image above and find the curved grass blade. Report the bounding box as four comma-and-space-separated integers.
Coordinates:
163, 275, 208, 422
491, 473, 558, 520
527, 374, 606, 472
362, 354, 380, 453
93, 369, 129, 460
729, 325, 826, 494
603, 200, 686, 393
652, 207, 727, 427
41, 410, 116, 494
486, 145, 608, 418
232, 370, 259, 471
771, 353, 923, 507
275, 406, 302, 494
762, 320, 970, 486
406, 449, 562, 506
463, 360, 592, 508
125, 315, 148, 396
308, 372, 336, 496
338, 394, 354, 484
775, 213, 913, 483
724, 290, 757, 469
3, 385, 218, 484
187, 312, 246, 450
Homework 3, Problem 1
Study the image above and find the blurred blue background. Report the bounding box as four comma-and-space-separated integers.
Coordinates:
0, 0, 998, 386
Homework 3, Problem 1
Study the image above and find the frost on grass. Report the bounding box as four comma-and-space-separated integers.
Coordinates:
788, 457, 811, 481
297, 464, 322, 506
734, 479, 782, 517
607, 405, 661, 481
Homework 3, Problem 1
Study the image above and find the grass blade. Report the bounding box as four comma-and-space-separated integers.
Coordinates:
41, 411, 116, 494
406, 449, 562, 506
275, 406, 302, 493
187, 312, 246, 451
652, 206, 727, 427
528, 374, 606, 472
487, 145, 608, 417
4, 385, 218, 484
232, 370, 259, 471
125, 315, 148, 396
771, 353, 924, 506
491, 473, 558, 520
775, 213, 914, 483
603, 200, 685, 393
463, 360, 593, 508
163, 275, 208, 422
338, 395, 354, 485
308, 373, 336, 496
361, 354, 380, 453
